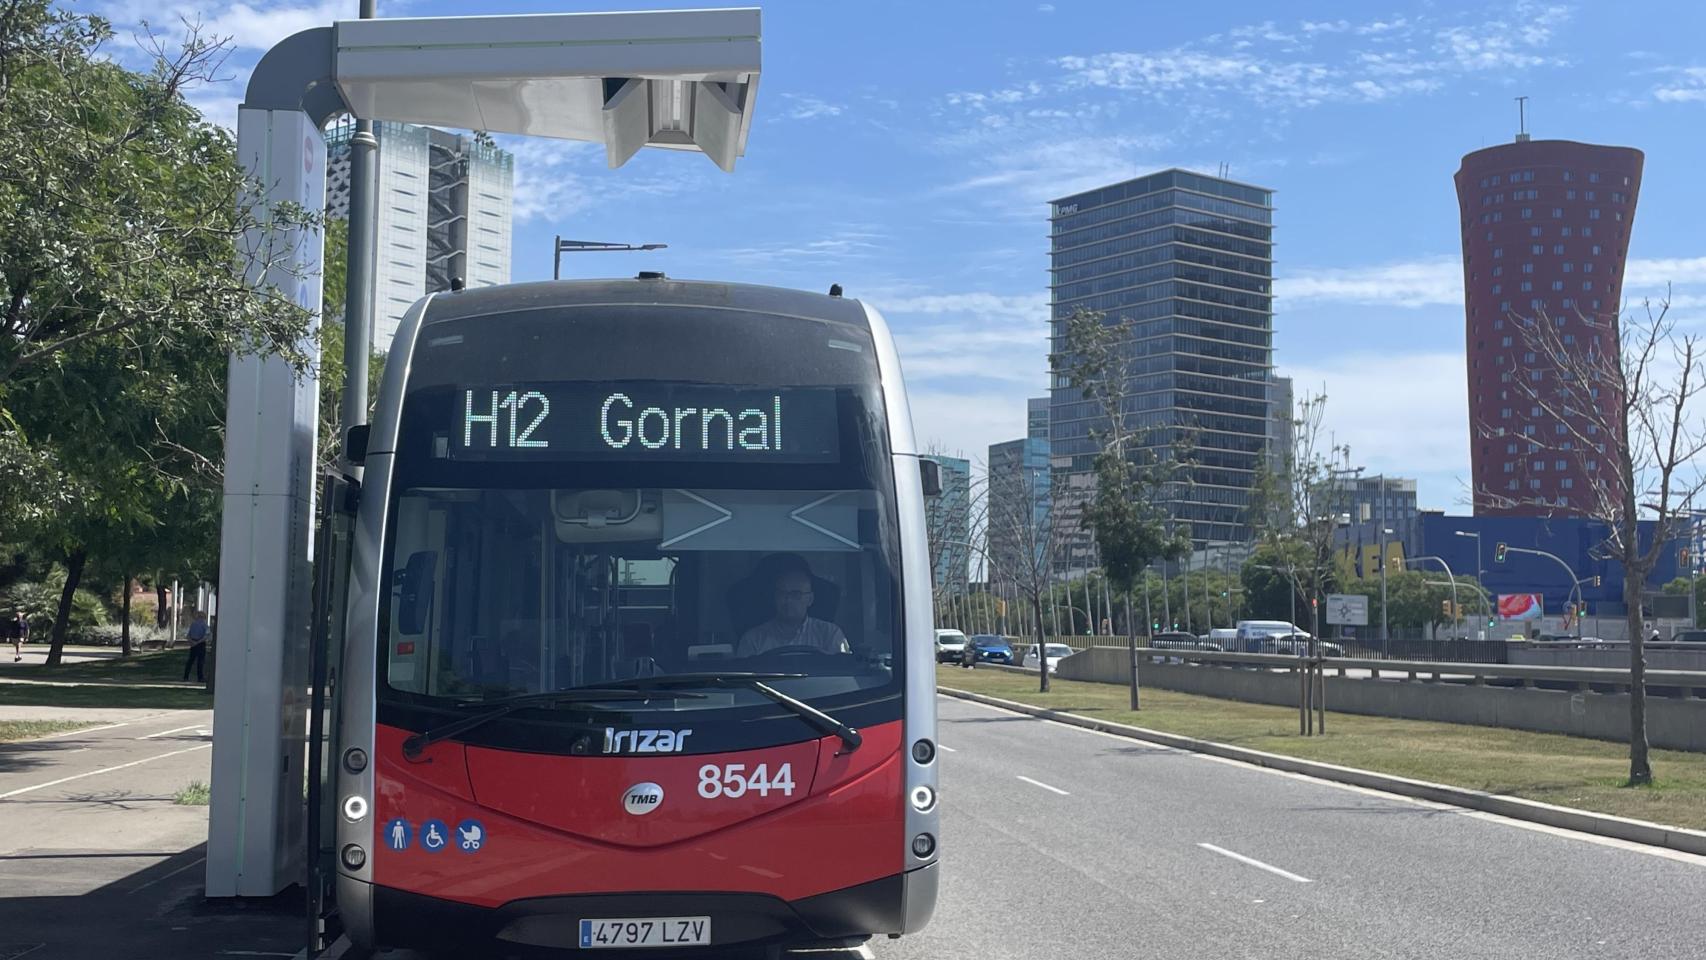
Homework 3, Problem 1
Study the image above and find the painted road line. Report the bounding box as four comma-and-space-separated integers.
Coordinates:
0, 744, 211, 800
28, 713, 176, 741
139, 724, 206, 740
1198, 842, 1312, 883
945, 693, 1706, 868
1015, 775, 1070, 796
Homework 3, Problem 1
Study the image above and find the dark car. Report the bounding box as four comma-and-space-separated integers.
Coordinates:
1670, 629, 1706, 643
1149, 631, 1223, 652
969, 635, 1014, 663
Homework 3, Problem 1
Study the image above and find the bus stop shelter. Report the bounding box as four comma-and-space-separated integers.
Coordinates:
211, 7, 761, 899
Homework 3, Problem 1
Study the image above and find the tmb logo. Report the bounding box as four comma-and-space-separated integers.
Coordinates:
603, 727, 693, 754
623, 782, 664, 816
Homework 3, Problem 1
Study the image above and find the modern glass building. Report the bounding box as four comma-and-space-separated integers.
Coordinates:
326, 121, 515, 351
1026, 396, 1049, 441
986, 436, 1052, 585
1454, 137, 1643, 517
924, 456, 973, 589
1048, 169, 1276, 546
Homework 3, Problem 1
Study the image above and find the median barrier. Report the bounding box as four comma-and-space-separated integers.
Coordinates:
1047, 646, 1706, 753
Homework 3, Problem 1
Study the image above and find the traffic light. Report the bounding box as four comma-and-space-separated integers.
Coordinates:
1441, 599, 1452, 618
1589, 576, 1602, 588
1494, 542, 1509, 564
1681, 547, 1691, 568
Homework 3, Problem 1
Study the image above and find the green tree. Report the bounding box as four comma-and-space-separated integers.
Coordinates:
0, 5, 318, 663
1050, 307, 1190, 704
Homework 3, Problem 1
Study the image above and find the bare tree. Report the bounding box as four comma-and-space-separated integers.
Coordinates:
984, 449, 1072, 692
1482, 294, 1705, 784
1247, 390, 1354, 641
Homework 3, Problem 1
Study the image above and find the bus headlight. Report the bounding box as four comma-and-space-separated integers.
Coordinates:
911, 739, 935, 765
910, 785, 936, 812
911, 833, 936, 858
341, 844, 367, 870
342, 795, 369, 822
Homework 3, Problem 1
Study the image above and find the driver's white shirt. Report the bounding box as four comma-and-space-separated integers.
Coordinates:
736, 617, 850, 658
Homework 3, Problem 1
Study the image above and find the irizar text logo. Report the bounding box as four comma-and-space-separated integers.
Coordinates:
604, 727, 693, 754
623, 782, 664, 816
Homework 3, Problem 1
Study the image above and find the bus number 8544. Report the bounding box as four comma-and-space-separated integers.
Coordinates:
698, 763, 795, 799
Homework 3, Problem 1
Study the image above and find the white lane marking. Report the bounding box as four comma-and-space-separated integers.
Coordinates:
937, 744, 957, 753
138, 724, 205, 740
0, 744, 211, 799
942, 695, 1706, 868
26, 713, 176, 741
1016, 775, 1070, 796
128, 855, 207, 894
1198, 843, 1313, 883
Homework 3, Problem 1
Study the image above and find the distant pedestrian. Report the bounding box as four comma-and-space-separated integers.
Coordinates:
183, 610, 209, 682
1650, 627, 1663, 643
10, 609, 26, 662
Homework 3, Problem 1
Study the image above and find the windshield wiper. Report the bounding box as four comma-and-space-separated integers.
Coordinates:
567, 672, 863, 753
401, 688, 706, 760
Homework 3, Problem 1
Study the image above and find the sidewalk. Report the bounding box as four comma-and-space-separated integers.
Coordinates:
1, 710, 302, 959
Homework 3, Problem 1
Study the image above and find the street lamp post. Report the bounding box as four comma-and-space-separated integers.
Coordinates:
1404, 556, 1458, 638
553, 236, 669, 279
1500, 545, 1591, 640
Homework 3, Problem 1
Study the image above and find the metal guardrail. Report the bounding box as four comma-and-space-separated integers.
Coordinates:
1126, 648, 1706, 694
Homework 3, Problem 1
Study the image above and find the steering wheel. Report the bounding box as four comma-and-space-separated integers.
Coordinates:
763, 644, 836, 657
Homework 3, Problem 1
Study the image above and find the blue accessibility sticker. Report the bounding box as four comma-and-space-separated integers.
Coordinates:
455, 819, 485, 854
419, 819, 450, 854
382, 818, 411, 852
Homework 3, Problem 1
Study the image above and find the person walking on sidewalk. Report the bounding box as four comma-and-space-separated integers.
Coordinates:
10, 609, 27, 662
182, 611, 209, 682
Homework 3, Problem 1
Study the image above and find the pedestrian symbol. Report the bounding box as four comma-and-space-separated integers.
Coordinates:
456, 819, 485, 853
383, 818, 411, 852
420, 819, 449, 853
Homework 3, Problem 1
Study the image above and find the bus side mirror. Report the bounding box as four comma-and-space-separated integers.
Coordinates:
397, 551, 436, 635
920, 458, 942, 497
345, 424, 371, 465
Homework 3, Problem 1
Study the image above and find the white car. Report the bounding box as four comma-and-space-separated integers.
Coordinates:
935, 629, 968, 664
1022, 642, 1076, 673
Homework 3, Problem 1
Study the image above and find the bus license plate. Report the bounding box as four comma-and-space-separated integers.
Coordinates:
579, 917, 711, 949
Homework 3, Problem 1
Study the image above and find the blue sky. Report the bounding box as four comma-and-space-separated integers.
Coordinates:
86, 0, 1706, 511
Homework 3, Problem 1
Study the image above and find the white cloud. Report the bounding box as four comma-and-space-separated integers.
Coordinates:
779, 94, 845, 121
98, 0, 349, 52
723, 232, 886, 266
1652, 66, 1706, 103
937, 134, 1178, 215
504, 138, 704, 224
1280, 254, 1706, 309
1625, 256, 1706, 286
1283, 352, 1471, 509
1036, 3, 1056, 12
1278, 256, 1463, 308
1051, 4, 1567, 110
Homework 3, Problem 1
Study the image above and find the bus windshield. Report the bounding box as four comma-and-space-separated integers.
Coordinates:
376, 305, 903, 740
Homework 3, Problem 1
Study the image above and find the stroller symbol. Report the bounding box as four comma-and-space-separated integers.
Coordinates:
457, 819, 485, 853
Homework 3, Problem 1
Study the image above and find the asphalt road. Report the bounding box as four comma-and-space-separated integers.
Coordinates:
0, 708, 300, 960
872, 695, 1706, 960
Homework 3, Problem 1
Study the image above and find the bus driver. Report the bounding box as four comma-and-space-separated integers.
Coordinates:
736, 555, 850, 658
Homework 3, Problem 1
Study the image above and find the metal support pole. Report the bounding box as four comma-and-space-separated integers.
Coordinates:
339, 0, 380, 475
553, 233, 562, 280
1379, 476, 1389, 650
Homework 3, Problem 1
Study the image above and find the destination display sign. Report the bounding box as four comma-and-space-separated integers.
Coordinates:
446, 383, 841, 462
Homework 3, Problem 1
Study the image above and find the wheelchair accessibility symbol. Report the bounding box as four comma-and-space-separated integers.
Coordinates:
456, 819, 485, 853
419, 819, 449, 853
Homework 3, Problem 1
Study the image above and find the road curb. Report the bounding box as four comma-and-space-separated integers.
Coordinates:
938, 685, 1706, 859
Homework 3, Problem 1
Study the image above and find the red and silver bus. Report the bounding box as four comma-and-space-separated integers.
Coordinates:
330, 277, 940, 956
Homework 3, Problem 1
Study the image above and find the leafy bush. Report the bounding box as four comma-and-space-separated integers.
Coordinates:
2, 571, 108, 636
78, 624, 173, 647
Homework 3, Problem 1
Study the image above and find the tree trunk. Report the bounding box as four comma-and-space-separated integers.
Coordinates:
1035, 591, 1049, 693
155, 582, 169, 629
1625, 570, 1653, 785
121, 577, 132, 659
47, 548, 86, 667
1125, 592, 1139, 711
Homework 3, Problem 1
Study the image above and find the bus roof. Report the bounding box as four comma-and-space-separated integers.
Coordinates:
420, 277, 874, 329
